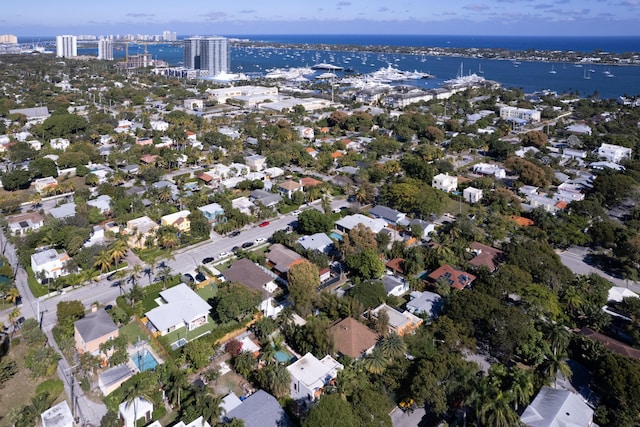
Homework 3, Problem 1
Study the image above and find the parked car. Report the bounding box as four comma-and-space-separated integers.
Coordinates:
202, 257, 215, 264
218, 251, 231, 259
229, 230, 241, 237
182, 273, 195, 283
259, 221, 270, 227
195, 272, 207, 282
255, 237, 267, 244
242, 241, 255, 249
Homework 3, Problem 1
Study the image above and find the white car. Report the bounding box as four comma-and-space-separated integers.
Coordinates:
255, 237, 267, 244
218, 251, 232, 259
292, 210, 301, 215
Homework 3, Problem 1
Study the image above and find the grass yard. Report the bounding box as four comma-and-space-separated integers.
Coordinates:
119, 321, 149, 345
163, 315, 218, 345
196, 283, 218, 302
25, 266, 48, 298
444, 196, 471, 217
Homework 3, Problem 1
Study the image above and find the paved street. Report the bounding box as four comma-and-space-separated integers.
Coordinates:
558, 246, 640, 293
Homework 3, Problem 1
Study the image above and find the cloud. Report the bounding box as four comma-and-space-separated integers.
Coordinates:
238, 9, 256, 14
377, 7, 390, 12
336, 1, 351, 6
202, 11, 228, 20
463, 3, 490, 12
534, 4, 554, 9
126, 13, 154, 18
618, 0, 640, 5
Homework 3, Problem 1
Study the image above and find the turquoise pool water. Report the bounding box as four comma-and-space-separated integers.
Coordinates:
131, 350, 159, 372
274, 350, 296, 364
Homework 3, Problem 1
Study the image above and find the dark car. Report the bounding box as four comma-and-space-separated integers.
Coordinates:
202, 257, 215, 264
182, 273, 195, 283
232, 246, 240, 253
242, 241, 255, 249
195, 272, 207, 282
229, 230, 241, 237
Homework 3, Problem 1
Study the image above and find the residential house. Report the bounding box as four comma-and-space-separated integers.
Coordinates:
278, 180, 304, 199
31, 249, 70, 281
150, 120, 169, 131
432, 173, 458, 193
198, 202, 225, 224
250, 189, 283, 208
406, 291, 443, 322
74, 307, 119, 356
266, 243, 305, 275
369, 205, 406, 225
468, 242, 503, 272
463, 187, 483, 204
264, 167, 285, 179
222, 390, 289, 427
6, 211, 44, 236
245, 154, 267, 171
49, 138, 70, 151
34, 176, 58, 193
499, 106, 541, 123
287, 352, 343, 403
396, 218, 435, 240
427, 264, 476, 290
300, 177, 322, 189
520, 386, 594, 427
87, 194, 112, 214
222, 259, 280, 317
9, 106, 49, 122
125, 216, 159, 249
41, 401, 74, 427
49, 202, 76, 219
161, 210, 191, 232
597, 143, 632, 164
335, 214, 387, 234
296, 233, 334, 254
565, 124, 593, 136
382, 274, 409, 297
183, 99, 204, 110
145, 283, 212, 336
231, 196, 256, 216
99, 365, 133, 396
367, 304, 423, 336
329, 317, 378, 359
119, 397, 154, 427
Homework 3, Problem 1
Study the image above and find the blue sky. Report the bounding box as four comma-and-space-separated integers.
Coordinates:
2, 0, 639, 36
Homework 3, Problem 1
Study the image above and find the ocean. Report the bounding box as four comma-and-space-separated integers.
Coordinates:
21, 34, 640, 98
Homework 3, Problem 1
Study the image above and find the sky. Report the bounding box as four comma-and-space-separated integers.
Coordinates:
2, 0, 640, 37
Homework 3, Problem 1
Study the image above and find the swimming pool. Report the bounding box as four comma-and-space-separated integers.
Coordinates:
131, 349, 159, 372
274, 350, 296, 364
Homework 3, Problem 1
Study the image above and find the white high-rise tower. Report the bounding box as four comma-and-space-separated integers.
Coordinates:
56, 35, 77, 58
201, 37, 229, 77
97, 37, 113, 60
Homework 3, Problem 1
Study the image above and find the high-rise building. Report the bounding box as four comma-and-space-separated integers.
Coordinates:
183, 36, 228, 77
97, 37, 113, 60
162, 31, 177, 42
0, 34, 18, 44
201, 37, 229, 76
56, 35, 77, 58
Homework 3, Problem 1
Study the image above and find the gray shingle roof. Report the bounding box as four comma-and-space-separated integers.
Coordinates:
224, 390, 289, 427
74, 309, 118, 343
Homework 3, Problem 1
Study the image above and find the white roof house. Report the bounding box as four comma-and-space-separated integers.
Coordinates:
31, 249, 70, 280
287, 352, 343, 402
520, 386, 594, 427
41, 401, 74, 427
499, 106, 541, 123
87, 194, 112, 213
119, 397, 154, 427
145, 283, 212, 336
296, 233, 334, 253
34, 176, 59, 193
406, 291, 443, 321
463, 187, 483, 204
472, 163, 506, 178
597, 143, 632, 164
432, 173, 458, 193
335, 214, 387, 234
50, 138, 70, 151
607, 286, 639, 303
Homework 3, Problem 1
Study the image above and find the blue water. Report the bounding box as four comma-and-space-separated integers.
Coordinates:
19, 34, 640, 98
274, 350, 295, 363
131, 350, 159, 372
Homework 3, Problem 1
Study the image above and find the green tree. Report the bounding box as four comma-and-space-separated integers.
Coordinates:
213, 283, 262, 322
297, 209, 333, 234
183, 339, 212, 370
287, 260, 319, 317
303, 393, 358, 427
2, 169, 31, 191
28, 157, 58, 179
345, 248, 385, 280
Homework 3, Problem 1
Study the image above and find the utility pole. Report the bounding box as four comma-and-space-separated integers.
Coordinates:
64, 364, 78, 420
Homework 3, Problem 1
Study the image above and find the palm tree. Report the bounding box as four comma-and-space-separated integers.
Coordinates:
94, 250, 113, 273
545, 323, 570, 357
188, 390, 225, 425
379, 333, 407, 361
121, 374, 157, 426
265, 364, 291, 398
127, 285, 144, 309
477, 389, 521, 427
541, 350, 572, 388
363, 348, 388, 375
109, 239, 129, 271
8, 308, 21, 337
168, 369, 188, 410
508, 367, 534, 412
5, 287, 20, 306
129, 264, 143, 287
158, 186, 173, 203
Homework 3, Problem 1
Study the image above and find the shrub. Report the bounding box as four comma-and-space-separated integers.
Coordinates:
36, 379, 64, 399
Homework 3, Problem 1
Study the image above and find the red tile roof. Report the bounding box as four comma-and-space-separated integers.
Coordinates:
427, 264, 476, 290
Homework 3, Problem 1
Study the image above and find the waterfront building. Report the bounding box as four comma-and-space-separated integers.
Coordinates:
162, 30, 177, 42
97, 37, 113, 60
56, 35, 77, 58
183, 36, 229, 77
0, 34, 18, 44
499, 106, 541, 123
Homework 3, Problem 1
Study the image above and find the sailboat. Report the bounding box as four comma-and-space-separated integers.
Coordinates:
549, 64, 556, 74
584, 69, 591, 80
478, 63, 484, 74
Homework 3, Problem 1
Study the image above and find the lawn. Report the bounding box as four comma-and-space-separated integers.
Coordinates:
119, 321, 149, 344
163, 315, 219, 345
25, 266, 48, 298
444, 196, 471, 217
196, 283, 218, 302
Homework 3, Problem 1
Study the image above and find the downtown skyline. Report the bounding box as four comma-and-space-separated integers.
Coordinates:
2, 0, 640, 37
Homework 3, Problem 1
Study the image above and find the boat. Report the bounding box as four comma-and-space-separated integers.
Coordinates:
549, 65, 556, 74
478, 64, 484, 74
584, 69, 591, 80
312, 63, 344, 71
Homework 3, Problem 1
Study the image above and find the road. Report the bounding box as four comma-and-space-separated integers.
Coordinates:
558, 246, 640, 293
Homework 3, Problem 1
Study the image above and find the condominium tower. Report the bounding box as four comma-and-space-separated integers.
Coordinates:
56, 35, 77, 58
97, 37, 113, 60
183, 36, 228, 77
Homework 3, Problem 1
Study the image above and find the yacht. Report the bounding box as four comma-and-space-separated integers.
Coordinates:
549, 65, 556, 74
